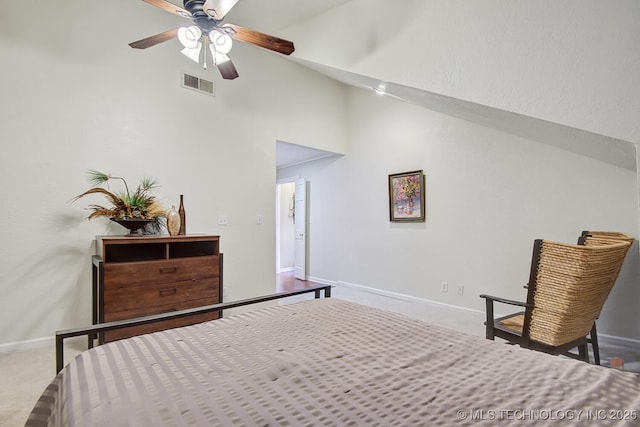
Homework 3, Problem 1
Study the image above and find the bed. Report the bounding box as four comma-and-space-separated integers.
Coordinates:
27, 290, 640, 426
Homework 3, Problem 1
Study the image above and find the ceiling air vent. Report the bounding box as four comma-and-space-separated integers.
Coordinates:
181, 72, 215, 96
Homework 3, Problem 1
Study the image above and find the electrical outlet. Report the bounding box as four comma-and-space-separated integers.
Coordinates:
457, 285, 464, 295
441, 282, 448, 292
257, 214, 263, 225
218, 215, 228, 226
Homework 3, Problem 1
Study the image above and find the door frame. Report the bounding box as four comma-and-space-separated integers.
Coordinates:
293, 178, 307, 280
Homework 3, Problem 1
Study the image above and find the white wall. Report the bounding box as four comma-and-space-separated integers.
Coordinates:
284, 0, 640, 144
279, 87, 640, 340
2, 0, 637, 348
0, 0, 347, 346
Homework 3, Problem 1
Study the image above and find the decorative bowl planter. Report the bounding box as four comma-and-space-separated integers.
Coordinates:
110, 218, 154, 236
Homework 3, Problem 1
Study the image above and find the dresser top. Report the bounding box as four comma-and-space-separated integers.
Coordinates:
96, 234, 220, 245
95, 234, 221, 261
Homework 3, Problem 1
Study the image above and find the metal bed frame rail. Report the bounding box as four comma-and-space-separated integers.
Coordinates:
56, 284, 332, 372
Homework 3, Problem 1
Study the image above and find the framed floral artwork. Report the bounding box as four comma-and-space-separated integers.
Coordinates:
388, 170, 425, 222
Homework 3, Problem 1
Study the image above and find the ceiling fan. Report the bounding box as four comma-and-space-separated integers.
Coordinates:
129, 0, 295, 80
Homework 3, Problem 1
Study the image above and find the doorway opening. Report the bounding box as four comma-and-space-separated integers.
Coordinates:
276, 180, 296, 276
276, 177, 309, 291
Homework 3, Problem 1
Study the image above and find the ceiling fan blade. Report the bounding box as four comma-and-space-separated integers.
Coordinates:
142, 0, 192, 18
203, 0, 239, 20
224, 24, 295, 55
217, 56, 239, 80
129, 28, 179, 49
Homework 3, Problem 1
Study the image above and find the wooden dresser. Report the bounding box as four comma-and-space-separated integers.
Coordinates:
92, 234, 222, 343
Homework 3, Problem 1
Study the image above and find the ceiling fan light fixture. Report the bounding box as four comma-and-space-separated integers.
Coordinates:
181, 43, 203, 63
209, 30, 233, 54
211, 51, 231, 65
178, 26, 202, 49
131, 0, 294, 80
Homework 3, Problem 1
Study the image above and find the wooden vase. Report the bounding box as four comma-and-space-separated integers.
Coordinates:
178, 195, 186, 235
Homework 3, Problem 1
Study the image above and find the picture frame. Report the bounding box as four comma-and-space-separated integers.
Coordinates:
388, 170, 425, 222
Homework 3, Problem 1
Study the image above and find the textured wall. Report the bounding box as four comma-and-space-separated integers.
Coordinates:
279, 86, 640, 340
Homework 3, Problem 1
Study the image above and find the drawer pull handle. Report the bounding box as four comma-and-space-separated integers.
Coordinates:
159, 266, 178, 274
159, 288, 177, 297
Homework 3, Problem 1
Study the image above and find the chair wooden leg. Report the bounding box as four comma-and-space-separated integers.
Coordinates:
578, 343, 590, 363
484, 298, 495, 340
589, 323, 600, 365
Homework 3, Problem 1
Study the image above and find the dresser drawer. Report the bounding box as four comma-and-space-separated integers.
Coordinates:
103, 277, 219, 313
103, 255, 219, 289
103, 297, 220, 342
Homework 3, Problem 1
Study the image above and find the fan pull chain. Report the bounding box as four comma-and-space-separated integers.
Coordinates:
209, 36, 218, 68
203, 37, 208, 70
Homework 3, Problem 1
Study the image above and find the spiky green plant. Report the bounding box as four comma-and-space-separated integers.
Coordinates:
72, 169, 166, 221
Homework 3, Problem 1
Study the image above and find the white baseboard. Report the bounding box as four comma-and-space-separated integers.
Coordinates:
0, 336, 53, 353
335, 280, 484, 315
277, 267, 295, 273
325, 278, 640, 347
598, 333, 640, 351
307, 276, 337, 286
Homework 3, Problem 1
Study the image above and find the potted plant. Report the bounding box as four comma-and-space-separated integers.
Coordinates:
72, 169, 166, 235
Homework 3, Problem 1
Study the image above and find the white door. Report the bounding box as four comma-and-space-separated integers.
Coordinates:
294, 179, 307, 280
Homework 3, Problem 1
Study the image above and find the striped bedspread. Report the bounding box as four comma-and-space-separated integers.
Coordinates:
27, 298, 640, 426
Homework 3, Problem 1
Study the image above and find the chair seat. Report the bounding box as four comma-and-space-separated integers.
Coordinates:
496, 313, 525, 334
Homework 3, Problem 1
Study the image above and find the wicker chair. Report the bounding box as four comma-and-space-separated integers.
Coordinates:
480, 238, 632, 362
579, 230, 635, 246
577, 231, 634, 364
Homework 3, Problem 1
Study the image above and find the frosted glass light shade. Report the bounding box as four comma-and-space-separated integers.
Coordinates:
209, 30, 233, 54
181, 43, 202, 63
178, 26, 202, 49
209, 50, 231, 65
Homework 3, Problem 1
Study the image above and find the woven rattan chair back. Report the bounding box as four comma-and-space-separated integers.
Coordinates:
576, 231, 635, 364
580, 231, 634, 245
523, 239, 632, 347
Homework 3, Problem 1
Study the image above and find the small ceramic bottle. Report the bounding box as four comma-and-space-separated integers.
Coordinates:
166, 205, 181, 236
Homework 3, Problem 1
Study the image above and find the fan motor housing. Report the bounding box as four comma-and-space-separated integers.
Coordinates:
184, 0, 220, 33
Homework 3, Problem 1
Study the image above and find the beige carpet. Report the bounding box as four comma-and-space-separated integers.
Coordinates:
0, 346, 55, 426
0, 340, 83, 427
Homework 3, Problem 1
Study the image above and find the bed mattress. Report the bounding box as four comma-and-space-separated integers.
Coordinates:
27, 298, 640, 426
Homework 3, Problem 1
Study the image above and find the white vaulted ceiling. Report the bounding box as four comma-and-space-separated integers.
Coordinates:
220, 0, 353, 33
168, 1, 639, 170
